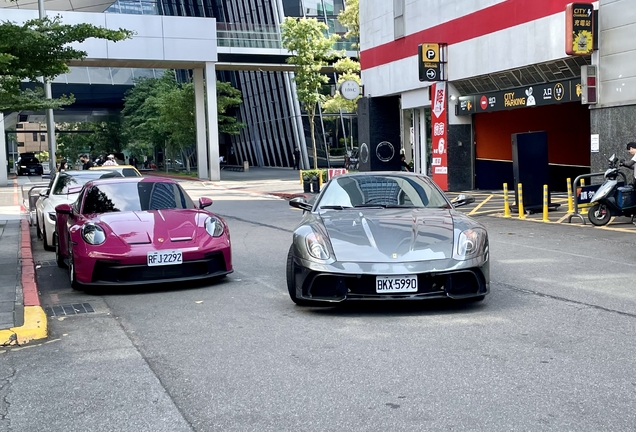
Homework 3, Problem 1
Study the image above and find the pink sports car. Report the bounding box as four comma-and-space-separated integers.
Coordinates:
54, 177, 232, 289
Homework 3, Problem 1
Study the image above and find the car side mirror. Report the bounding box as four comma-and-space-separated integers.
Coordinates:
289, 197, 313, 212
55, 203, 73, 216
199, 197, 213, 209
451, 194, 475, 208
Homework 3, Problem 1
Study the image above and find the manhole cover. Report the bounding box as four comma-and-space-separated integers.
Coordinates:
44, 303, 95, 317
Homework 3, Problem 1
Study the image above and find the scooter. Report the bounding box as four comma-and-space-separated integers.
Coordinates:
588, 154, 636, 226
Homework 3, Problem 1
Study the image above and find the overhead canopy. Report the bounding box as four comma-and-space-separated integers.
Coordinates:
0, 0, 115, 13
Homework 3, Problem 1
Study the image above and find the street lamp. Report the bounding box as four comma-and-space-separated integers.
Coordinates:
37, 0, 57, 173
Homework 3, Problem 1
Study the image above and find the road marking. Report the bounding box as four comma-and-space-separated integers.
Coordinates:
468, 195, 493, 215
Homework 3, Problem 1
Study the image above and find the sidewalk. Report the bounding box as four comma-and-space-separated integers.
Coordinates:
0, 179, 47, 346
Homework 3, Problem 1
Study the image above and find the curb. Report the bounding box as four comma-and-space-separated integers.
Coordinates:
0, 219, 47, 346
144, 172, 204, 182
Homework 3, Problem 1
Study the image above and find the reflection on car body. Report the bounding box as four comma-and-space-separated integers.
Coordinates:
286, 172, 489, 305
54, 177, 232, 289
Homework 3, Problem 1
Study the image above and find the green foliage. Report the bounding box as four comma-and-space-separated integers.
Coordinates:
0, 16, 132, 111
56, 119, 128, 161
301, 169, 328, 182
35, 150, 49, 162
338, 0, 359, 43
322, 57, 362, 115
281, 17, 339, 169
122, 71, 244, 172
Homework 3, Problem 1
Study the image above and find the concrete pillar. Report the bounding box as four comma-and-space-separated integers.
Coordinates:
0, 114, 7, 186
193, 68, 209, 180
419, 108, 428, 176
205, 62, 220, 181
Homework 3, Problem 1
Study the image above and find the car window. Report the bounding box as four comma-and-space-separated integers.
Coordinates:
52, 172, 122, 195
316, 175, 450, 209
82, 182, 195, 214
122, 168, 141, 177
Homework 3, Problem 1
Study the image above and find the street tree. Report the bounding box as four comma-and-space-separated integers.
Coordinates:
338, 0, 359, 48
281, 17, 339, 169
56, 118, 128, 162
0, 16, 132, 111
123, 71, 244, 172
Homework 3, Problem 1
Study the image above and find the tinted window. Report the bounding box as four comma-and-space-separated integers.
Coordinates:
82, 182, 195, 214
52, 172, 122, 195
122, 168, 141, 177
317, 175, 450, 209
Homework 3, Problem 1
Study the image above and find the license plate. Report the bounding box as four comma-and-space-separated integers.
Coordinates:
147, 250, 183, 266
376, 275, 418, 293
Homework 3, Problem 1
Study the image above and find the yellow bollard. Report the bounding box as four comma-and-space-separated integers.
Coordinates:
299, 170, 302, 185
503, 183, 511, 218
319, 171, 323, 189
581, 178, 585, 187
566, 177, 574, 213
517, 183, 526, 219
543, 184, 549, 222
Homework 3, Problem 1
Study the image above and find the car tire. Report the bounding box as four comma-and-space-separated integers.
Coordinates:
54, 233, 65, 268
286, 245, 316, 306
67, 242, 82, 290
42, 224, 55, 251
36, 217, 42, 240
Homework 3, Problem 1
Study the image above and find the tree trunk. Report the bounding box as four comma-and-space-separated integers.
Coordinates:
309, 105, 318, 170
183, 150, 191, 173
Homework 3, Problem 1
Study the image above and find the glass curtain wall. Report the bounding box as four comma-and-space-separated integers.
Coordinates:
106, 0, 357, 169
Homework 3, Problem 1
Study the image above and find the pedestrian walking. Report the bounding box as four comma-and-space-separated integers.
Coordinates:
293, 147, 301, 170
80, 155, 94, 170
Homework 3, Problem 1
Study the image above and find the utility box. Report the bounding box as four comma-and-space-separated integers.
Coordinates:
511, 131, 552, 211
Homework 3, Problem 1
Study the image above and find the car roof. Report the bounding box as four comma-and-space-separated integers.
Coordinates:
84, 177, 177, 187
90, 165, 137, 170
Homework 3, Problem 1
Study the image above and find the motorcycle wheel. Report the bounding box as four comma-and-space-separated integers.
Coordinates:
588, 204, 611, 226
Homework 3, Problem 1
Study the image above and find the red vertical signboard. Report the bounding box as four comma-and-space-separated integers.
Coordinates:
431, 82, 448, 190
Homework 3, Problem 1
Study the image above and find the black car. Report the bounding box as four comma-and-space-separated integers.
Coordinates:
17, 153, 44, 176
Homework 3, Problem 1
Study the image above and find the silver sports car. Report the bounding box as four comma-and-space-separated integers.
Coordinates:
286, 172, 489, 305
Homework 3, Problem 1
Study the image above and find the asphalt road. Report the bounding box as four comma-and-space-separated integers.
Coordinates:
1, 181, 635, 432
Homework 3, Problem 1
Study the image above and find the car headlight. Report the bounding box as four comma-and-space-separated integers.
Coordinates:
454, 228, 488, 260
48, 212, 57, 222
81, 223, 106, 245
20, 165, 27, 169
205, 217, 224, 237
306, 231, 330, 260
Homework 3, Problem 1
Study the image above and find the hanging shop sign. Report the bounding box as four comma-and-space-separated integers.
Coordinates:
565, 3, 594, 55
418, 43, 447, 82
456, 78, 582, 116
430, 82, 448, 191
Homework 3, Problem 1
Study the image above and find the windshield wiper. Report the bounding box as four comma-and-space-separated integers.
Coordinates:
353, 204, 387, 208
319, 205, 354, 210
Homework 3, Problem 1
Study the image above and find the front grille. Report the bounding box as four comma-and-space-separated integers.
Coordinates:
92, 252, 226, 283
305, 270, 485, 299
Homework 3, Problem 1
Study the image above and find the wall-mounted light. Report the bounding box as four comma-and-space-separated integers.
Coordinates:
450, 94, 457, 101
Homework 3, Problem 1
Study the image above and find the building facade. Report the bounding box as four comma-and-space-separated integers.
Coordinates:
358, 0, 634, 191
106, 0, 355, 169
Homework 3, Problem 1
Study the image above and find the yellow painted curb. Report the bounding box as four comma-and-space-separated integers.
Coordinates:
0, 306, 48, 346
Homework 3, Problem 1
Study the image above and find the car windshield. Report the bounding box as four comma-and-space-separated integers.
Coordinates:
82, 181, 195, 214
20, 157, 39, 164
316, 174, 450, 209
52, 172, 121, 195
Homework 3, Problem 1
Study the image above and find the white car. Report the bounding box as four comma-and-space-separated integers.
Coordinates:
35, 170, 124, 250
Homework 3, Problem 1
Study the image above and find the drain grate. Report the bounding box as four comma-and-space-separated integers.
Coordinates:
44, 303, 95, 317
36, 260, 57, 268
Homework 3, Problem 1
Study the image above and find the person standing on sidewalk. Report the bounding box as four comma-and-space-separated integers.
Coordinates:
293, 147, 301, 170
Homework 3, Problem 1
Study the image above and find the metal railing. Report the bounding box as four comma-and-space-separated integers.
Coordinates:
565, 172, 626, 224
